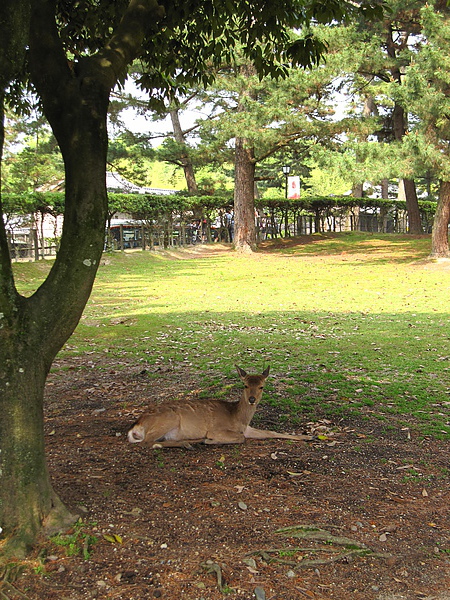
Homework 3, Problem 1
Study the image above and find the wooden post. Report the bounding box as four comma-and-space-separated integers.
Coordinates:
119, 224, 124, 251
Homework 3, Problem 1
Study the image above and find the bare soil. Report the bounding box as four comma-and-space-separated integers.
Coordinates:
5, 356, 450, 600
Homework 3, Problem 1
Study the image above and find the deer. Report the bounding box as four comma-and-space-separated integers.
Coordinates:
127, 365, 313, 448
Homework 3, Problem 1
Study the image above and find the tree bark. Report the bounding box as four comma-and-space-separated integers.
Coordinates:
399, 177, 422, 234
234, 138, 256, 252
352, 183, 363, 198
0, 0, 164, 558
391, 105, 422, 234
387, 25, 422, 235
431, 180, 450, 258
169, 108, 199, 194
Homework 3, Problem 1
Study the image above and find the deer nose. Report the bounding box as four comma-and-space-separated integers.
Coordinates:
249, 396, 257, 404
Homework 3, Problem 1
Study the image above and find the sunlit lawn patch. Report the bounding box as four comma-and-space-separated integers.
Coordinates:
14, 234, 450, 437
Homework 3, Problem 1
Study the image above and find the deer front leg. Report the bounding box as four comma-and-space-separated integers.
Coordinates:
244, 426, 313, 441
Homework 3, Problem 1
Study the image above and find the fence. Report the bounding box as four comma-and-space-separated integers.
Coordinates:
5, 193, 437, 258
106, 197, 435, 251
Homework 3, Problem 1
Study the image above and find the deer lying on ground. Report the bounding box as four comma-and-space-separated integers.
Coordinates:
127, 365, 313, 448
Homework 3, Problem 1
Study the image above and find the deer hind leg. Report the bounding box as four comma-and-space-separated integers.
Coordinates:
151, 438, 206, 449
244, 426, 313, 441
129, 411, 186, 444
203, 430, 246, 445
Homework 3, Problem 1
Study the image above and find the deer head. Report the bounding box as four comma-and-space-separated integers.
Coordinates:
235, 365, 270, 406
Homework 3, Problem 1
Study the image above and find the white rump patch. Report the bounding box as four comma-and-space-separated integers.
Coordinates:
128, 425, 145, 443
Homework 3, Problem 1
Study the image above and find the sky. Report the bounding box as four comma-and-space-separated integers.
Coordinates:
113, 79, 205, 147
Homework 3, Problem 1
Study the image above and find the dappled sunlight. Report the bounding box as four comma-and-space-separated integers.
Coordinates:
72, 236, 449, 321
259, 232, 433, 263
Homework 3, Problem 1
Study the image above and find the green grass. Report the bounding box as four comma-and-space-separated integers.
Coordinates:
13, 233, 450, 437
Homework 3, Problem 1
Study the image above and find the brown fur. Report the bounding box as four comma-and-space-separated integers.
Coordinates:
127, 365, 312, 448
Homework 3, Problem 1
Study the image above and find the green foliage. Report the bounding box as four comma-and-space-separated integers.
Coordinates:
3, 0, 385, 115
107, 133, 155, 187
51, 520, 98, 560
156, 137, 195, 168
302, 167, 353, 196
2, 114, 64, 193
1, 192, 65, 217
133, 0, 385, 104
401, 2, 450, 179
4, 191, 437, 232
105, 191, 437, 223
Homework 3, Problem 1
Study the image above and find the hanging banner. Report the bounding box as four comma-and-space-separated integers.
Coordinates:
287, 176, 301, 199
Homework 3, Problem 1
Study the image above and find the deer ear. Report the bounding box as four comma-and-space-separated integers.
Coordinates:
235, 365, 247, 379
262, 365, 270, 379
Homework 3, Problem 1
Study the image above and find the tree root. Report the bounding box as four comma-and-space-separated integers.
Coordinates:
201, 561, 225, 591
0, 562, 30, 600
43, 493, 79, 537
275, 524, 369, 549
249, 524, 393, 571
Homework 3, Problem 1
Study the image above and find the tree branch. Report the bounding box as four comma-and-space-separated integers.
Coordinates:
92, 0, 165, 90
25, 0, 166, 358
0, 95, 21, 320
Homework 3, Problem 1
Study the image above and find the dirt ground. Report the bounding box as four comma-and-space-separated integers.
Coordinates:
3, 354, 448, 600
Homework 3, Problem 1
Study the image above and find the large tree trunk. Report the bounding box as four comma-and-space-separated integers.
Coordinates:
170, 108, 199, 194
387, 24, 422, 235
398, 177, 422, 234
391, 104, 422, 234
0, 348, 77, 556
431, 180, 450, 258
234, 138, 256, 252
0, 0, 35, 558
386, 23, 423, 234
0, 0, 163, 558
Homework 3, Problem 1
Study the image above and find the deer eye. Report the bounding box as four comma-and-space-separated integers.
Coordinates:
259, 386, 263, 389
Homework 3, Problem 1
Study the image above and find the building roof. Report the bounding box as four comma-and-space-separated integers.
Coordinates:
106, 172, 178, 196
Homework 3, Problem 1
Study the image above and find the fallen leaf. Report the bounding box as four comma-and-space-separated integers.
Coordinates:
103, 534, 123, 544
246, 566, 259, 574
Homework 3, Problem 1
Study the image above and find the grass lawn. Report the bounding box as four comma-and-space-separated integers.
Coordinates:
14, 232, 450, 437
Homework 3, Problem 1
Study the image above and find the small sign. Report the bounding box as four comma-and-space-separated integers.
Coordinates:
287, 176, 301, 199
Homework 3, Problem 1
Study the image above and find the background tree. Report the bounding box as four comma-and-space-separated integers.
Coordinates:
108, 131, 155, 186
197, 42, 345, 250
3, 113, 64, 193
164, 94, 200, 194
110, 84, 201, 192
401, 2, 450, 256
326, 1, 425, 231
